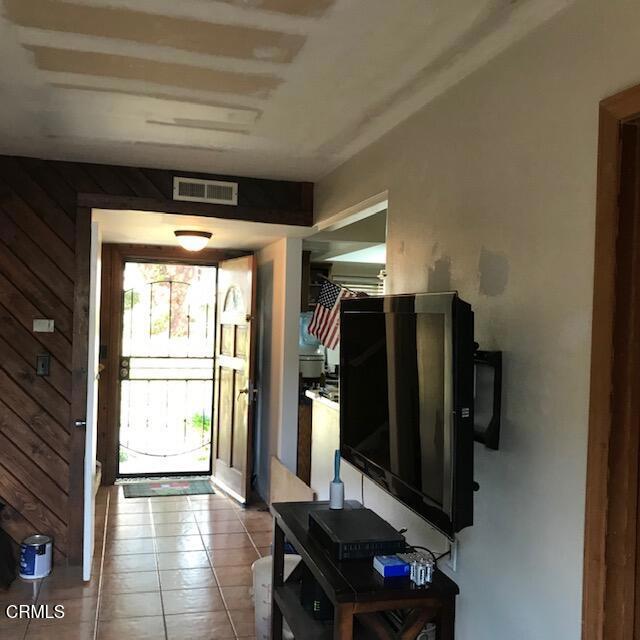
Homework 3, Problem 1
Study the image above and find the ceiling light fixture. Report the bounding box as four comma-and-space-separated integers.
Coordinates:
174, 230, 212, 252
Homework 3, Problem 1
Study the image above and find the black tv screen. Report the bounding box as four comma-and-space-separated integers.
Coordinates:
340, 292, 474, 538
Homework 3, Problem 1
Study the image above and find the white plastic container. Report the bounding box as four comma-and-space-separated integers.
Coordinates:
299, 354, 324, 378
19, 535, 53, 580
252, 554, 301, 640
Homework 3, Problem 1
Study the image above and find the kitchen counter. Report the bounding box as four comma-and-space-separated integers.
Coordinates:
304, 388, 339, 411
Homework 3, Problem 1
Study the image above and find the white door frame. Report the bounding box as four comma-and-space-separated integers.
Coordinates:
83, 219, 102, 581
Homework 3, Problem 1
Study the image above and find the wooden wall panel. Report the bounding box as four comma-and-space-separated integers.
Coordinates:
0, 257, 74, 342
0, 153, 312, 564
0, 370, 70, 453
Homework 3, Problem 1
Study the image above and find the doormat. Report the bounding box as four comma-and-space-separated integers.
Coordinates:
122, 479, 215, 498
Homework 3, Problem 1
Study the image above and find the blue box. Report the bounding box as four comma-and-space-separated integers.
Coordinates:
373, 555, 410, 578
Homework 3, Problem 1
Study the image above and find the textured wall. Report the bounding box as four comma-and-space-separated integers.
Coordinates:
315, 0, 640, 637
255, 238, 302, 501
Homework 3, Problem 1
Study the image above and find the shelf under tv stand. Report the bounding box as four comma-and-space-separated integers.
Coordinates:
270, 501, 459, 640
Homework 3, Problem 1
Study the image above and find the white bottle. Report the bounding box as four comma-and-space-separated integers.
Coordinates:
330, 449, 344, 509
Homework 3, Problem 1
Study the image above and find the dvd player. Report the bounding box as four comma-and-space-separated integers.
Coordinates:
309, 508, 406, 560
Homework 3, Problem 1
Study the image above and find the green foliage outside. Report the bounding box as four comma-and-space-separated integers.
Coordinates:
191, 412, 211, 434
123, 290, 140, 310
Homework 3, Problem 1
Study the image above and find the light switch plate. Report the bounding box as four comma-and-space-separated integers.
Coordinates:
33, 319, 54, 333
36, 354, 51, 376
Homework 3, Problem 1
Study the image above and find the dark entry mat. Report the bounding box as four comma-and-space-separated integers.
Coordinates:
122, 479, 215, 498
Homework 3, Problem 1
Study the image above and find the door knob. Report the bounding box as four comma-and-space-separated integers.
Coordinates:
237, 387, 257, 401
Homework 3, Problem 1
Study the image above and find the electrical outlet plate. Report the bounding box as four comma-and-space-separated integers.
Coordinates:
444, 539, 458, 572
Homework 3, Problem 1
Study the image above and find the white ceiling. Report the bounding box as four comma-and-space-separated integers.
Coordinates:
93, 208, 311, 249
0, 0, 572, 181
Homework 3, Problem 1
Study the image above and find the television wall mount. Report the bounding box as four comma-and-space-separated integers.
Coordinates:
473, 347, 502, 450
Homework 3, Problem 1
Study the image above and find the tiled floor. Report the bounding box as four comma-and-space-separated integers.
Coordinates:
0, 484, 274, 639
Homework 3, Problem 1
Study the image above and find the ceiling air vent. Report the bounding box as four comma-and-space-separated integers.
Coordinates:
173, 177, 238, 205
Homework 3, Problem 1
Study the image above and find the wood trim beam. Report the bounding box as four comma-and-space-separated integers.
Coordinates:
107, 243, 248, 265
68, 206, 91, 566
78, 193, 313, 227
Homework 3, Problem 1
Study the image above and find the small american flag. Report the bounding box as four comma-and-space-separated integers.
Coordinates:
308, 279, 356, 349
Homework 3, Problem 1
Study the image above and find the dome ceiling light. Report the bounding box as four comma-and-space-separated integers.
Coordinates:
174, 230, 212, 252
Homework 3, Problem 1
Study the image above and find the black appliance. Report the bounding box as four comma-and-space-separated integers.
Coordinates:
340, 292, 475, 539
309, 507, 406, 560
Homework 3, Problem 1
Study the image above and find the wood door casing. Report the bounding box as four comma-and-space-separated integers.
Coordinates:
584, 84, 640, 640
212, 255, 257, 502
96, 245, 247, 485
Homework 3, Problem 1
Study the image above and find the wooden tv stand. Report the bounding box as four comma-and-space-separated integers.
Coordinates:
270, 501, 458, 640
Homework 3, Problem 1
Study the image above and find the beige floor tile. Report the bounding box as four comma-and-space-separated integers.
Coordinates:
0, 579, 41, 604
202, 534, 253, 551
110, 502, 150, 515
149, 497, 190, 506
164, 611, 234, 640
156, 551, 210, 571
155, 536, 204, 554
152, 523, 199, 537
220, 586, 253, 610
25, 621, 95, 639
247, 531, 272, 548
109, 513, 153, 527
149, 501, 190, 513
194, 510, 240, 523
190, 502, 237, 512
97, 615, 166, 640
151, 512, 196, 525
101, 571, 159, 595
106, 537, 156, 556
27, 597, 98, 626
37, 576, 98, 601
109, 525, 156, 540
0, 626, 27, 640
161, 587, 225, 615
196, 519, 246, 535
213, 565, 253, 587
187, 496, 229, 507
158, 568, 217, 591
236, 513, 273, 533
103, 553, 157, 574
228, 608, 256, 637
99, 591, 163, 620
0, 614, 28, 640
208, 548, 258, 568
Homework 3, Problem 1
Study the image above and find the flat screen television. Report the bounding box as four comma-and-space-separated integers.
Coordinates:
340, 292, 475, 538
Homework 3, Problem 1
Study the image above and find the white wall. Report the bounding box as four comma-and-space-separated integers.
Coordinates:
315, 0, 640, 637
254, 238, 302, 501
